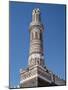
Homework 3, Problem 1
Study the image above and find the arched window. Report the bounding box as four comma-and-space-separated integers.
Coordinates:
31, 32, 33, 40
38, 32, 40, 39
40, 33, 42, 40
35, 32, 38, 39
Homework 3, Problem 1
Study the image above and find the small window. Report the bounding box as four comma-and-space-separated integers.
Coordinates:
32, 32, 33, 40
35, 32, 38, 39
40, 33, 42, 40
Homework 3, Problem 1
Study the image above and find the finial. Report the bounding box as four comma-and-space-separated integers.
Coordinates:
32, 8, 40, 15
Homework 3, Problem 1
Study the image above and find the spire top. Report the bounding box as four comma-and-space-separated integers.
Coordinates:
32, 8, 40, 15
32, 8, 41, 22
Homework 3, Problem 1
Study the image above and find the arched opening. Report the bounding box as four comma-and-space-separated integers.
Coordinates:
35, 32, 38, 39
31, 32, 33, 40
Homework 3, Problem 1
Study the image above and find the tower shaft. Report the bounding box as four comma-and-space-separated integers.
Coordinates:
28, 8, 44, 67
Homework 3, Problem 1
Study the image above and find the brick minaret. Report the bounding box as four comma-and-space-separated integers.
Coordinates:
28, 8, 44, 68
20, 8, 65, 88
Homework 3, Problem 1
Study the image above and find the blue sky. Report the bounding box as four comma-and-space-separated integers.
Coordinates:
9, 1, 66, 87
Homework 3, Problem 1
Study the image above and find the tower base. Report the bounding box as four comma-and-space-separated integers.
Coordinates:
20, 65, 66, 88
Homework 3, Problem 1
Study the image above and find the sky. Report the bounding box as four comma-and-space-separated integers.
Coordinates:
9, 1, 66, 87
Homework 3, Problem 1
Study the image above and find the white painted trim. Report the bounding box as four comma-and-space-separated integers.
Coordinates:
29, 64, 48, 73
20, 74, 38, 83
28, 53, 44, 60
38, 74, 51, 83
20, 73, 51, 84
37, 65, 47, 72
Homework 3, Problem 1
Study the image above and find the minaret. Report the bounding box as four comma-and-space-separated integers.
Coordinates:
28, 8, 44, 68
20, 8, 66, 88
